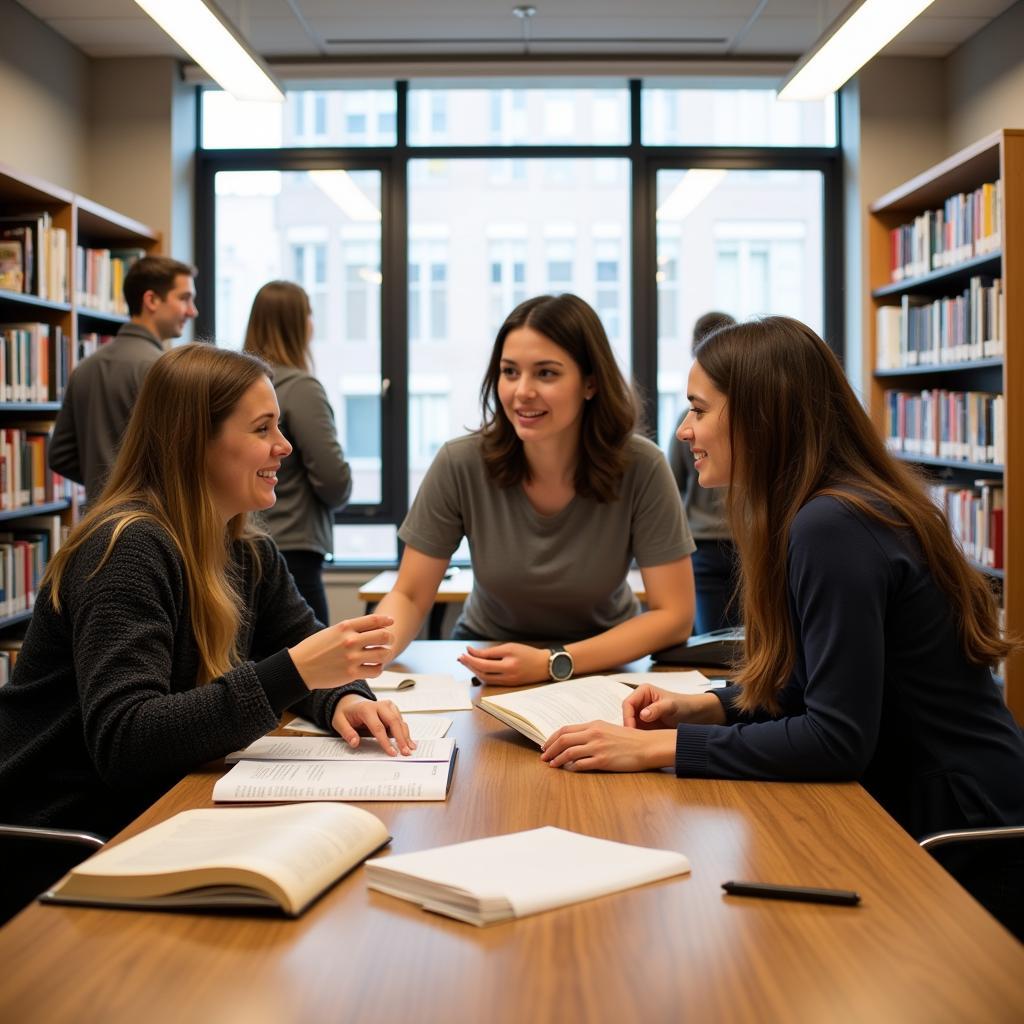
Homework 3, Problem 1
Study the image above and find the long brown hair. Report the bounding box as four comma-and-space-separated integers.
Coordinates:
478, 293, 639, 502
243, 280, 312, 372
44, 344, 272, 685
696, 316, 1013, 713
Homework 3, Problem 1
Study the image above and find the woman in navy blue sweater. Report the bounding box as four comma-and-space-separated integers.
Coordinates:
542, 316, 1024, 841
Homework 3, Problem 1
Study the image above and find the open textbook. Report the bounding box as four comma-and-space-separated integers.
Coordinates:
478, 673, 721, 747
214, 753, 457, 803
365, 826, 691, 927
41, 803, 389, 917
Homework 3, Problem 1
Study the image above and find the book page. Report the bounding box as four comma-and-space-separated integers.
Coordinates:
370, 671, 460, 692
606, 670, 722, 695
226, 736, 455, 763
284, 715, 453, 739
60, 804, 388, 913
481, 677, 634, 745
385, 677, 473, 713
213, 758, 453, 803
366, 826, 690, 924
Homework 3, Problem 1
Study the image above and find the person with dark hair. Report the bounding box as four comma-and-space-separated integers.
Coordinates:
50, 255, 199, 501
243, 280, 352, 623
374, 293, 696, 686
0, 344, 412, 895
541, 315, 1024, 842
666, 310, 738, 633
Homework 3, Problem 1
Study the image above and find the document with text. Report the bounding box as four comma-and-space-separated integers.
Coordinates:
213, 756, 456, 803
226, 736, 456, 764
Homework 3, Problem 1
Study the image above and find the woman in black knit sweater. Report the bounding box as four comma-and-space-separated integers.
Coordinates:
0, 344, 411, 872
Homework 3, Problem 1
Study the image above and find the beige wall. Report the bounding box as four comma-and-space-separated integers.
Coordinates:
0, 0, 91, 192
88, 58, 196, 266
0, 3, 195, 268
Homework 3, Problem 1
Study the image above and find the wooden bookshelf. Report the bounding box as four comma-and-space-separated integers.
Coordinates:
0, 162, 160, 649
866, 128, 1024, 721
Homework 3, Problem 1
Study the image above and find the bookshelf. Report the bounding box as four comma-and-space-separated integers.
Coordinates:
0, 162, 159, 668
866, 128, 1024, 721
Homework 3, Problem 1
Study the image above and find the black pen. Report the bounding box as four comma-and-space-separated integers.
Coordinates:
722, 880, 860, 906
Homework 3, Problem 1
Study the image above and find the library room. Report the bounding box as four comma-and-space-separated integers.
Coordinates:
1, 0, 1022, 1019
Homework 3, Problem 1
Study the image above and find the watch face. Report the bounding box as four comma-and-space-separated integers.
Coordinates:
550, 651, 573, 680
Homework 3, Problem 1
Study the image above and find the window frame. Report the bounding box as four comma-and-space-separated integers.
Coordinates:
196, 80, 842, 566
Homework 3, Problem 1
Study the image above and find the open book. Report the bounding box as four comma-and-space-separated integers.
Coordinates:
478, 674, 719, 747
365, 826, 690, 926
41, 803, 389, 917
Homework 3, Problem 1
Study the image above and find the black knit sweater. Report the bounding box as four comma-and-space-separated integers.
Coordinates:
0, 518, 372, 837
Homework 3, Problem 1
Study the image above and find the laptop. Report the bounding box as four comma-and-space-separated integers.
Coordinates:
651, 626, 744, 668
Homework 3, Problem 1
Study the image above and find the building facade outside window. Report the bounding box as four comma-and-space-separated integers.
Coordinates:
199, 80, 839, 563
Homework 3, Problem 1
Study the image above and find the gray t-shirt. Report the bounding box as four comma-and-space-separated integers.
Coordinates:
399, 433, 695, 642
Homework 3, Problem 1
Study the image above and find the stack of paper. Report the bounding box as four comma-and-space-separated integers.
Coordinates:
214, 736, 457, 803
365, 826, 691, 926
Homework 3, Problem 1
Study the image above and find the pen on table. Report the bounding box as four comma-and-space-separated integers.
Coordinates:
721, 880, 861, 906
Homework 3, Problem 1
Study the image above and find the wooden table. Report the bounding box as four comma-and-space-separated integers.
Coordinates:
1, 643, 1022, 1023
358, 568, 647, 638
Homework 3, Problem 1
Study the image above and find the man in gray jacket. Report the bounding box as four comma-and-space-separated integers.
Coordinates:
50, 256, 197, 502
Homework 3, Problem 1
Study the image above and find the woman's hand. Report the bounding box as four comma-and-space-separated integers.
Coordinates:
540, 721, 676, 772
289, 614, 394, 690
457, 643, 550, 686
623, 684, 727, 729
331, 694, 416, 756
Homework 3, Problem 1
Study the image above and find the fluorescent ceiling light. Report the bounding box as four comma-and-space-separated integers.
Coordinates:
309, 171, 382, 223
778, 0, 937, 100
656, 170, 727, 222
133, 0, 283, 103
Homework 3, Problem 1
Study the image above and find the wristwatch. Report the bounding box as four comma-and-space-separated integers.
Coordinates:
547, 645, 574, 682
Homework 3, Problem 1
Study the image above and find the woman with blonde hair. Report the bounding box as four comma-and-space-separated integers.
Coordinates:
542, 316, 1024, 842
244, 280, 351, 623
0, 343, 411, 850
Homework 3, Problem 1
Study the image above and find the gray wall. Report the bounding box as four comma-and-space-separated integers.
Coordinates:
946, 0, 1024, 152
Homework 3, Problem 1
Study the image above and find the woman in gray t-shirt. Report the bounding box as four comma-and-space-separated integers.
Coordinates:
376, 293, 696, 686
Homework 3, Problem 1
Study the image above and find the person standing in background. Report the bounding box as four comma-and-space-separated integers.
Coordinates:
667, 310, 738, 634
243, 280, 352, 624
50, 256, 198, 502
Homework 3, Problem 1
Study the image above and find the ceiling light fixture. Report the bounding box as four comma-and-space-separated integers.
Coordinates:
778, 0, 937, 101
513, 5, 538, 54
132, 0, 283, 103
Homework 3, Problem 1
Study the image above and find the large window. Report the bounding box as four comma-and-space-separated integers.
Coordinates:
654, 168, 825, 448
199, 81, 839, 564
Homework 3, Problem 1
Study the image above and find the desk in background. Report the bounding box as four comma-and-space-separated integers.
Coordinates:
1, 642, 1021, 1023
358, 568, 647, 639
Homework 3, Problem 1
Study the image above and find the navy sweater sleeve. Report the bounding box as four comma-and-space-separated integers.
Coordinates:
675, 497, 889, 780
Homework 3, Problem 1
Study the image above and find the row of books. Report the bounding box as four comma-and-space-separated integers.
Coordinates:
78, 330, 116, 361
0, 323, 74, 403
0, 427, 72, 511
0, 514, 62, 619
875, 276, 1005, 370
75, 246, 146, 315
889, 179, 1001, 282
929, 479, 1003, 570
884, 388, 1005, 465
0, 211, 69, 302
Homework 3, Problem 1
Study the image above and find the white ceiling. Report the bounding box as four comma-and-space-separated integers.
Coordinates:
15, 0, 1020, 62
